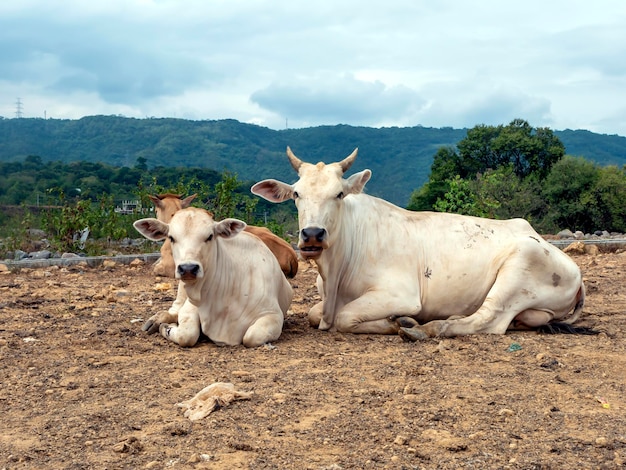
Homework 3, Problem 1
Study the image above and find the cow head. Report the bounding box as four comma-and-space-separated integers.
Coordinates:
148, 193, 198, 223
134, 208, 246, 281
251, 147, 371, 259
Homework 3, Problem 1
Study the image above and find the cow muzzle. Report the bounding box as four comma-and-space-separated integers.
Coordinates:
299, 227, 327, 258
177, 262, 201, 281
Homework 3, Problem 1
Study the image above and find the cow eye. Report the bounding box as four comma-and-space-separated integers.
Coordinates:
205, 234, 214, 242
337, 191, 344, 199
168, 236, 175, 243
293, 191, 299, 199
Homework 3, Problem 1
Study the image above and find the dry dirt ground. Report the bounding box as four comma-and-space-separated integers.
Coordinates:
0, 250, 625, 470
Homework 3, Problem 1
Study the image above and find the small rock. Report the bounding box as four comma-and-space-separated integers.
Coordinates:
231, 370, 251, 377
102, 260, 117, 269
113, 436, 143, 453
557, 229, 574, 239
273, 393, 287, 403
187, 454, 201, 463
29, 250, 52, 260
394, 435, 408, 445
498, 408, 515, 416
595, 437, 609, 447
153, 282, 173, 292
563, 242, 585, 254
30, 270, 51, 279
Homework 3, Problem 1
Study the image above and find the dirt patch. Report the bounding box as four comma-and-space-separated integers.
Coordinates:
1, 251, 625, 469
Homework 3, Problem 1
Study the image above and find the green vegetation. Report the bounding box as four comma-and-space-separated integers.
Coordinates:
408, 120, 626, 233
1, 117, 625, 257
2, 115, 625, 206
0, 160, 296, 256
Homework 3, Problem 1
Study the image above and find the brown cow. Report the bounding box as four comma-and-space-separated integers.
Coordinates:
148, 193, 298, 279
149, 194, 198, 277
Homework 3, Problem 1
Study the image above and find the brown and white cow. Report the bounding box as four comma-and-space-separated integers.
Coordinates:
134, 208, 293, 347
148, 193, 298, 279
251, 147, 589, 339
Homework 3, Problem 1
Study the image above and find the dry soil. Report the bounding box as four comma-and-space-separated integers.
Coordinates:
0, 250, 625, 469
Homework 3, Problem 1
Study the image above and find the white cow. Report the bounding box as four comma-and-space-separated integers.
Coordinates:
133, 208, 293, 347
251, 147, 589, 339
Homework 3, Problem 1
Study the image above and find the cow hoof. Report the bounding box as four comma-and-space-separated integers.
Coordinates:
142, 319, 159, 334
392, 316, 418, 328
399, 327, 429, 342
159, 323, 175, 338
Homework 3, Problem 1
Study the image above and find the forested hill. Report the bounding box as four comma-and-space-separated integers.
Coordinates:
1, 116, 624, 206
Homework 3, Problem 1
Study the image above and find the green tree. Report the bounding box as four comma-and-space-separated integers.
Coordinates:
433, 175, 485, 216
408, 120, 565, 212
457, 119, 564, 179
541, 156, 599, 232
593, 165, 626, 232
135, 157, 148, 171
474, 166, 545, 221
207, 172, 258, 222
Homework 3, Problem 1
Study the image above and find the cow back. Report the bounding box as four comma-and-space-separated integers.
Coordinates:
243, 226, 299, 278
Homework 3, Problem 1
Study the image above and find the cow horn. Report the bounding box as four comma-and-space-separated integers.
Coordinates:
339, 148, 358, 173
286, 146, 303, 172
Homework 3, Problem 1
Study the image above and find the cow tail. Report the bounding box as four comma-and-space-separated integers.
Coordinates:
563, 281, 585, 325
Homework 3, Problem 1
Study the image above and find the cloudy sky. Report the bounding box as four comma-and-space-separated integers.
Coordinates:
1, 1, 625, 136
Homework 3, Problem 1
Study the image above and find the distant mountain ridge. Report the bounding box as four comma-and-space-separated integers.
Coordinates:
1, 116, 624, 206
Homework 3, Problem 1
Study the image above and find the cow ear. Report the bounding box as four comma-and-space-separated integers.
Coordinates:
251, 180, 294, 203
345, 169, 371, 194
133, 218, 169, 241
215, 218, 246, 238
148, 195, 164, 210
181, 194, 197, 208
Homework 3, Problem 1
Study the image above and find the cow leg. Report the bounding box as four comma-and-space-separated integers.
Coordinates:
334, 292, 420, 334
142, 311, 178, 334
308, 274, 325, 327
142, 281, 187, 333
168, 281, 188, 315
401, 305, 517, 339
399, 252, 580, 339
159, 301, 201, 347
308, 301, 324, 327
242, 312, 284, 348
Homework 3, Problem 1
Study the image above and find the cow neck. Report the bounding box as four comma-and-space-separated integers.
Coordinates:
210, 238, 236, 290
315, 200, 357, 330
184, 238, 232, 304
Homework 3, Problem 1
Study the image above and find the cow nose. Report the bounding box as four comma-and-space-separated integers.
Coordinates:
301, 227, 326, 243
177, 263, 200, 278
